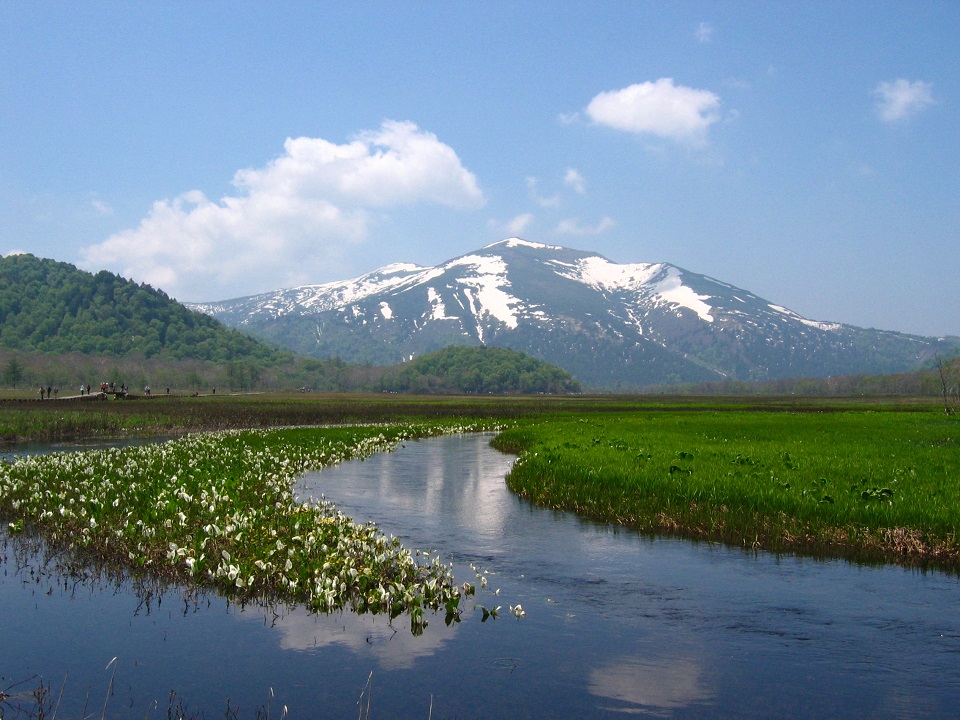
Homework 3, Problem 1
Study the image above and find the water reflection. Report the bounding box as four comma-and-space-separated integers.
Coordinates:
589, 655, 713, 715
235, 603, 460, 670
4, 432, 960, 718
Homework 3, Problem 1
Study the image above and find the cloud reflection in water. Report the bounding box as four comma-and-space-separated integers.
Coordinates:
589, 654, 714, 715
235, 603, 460, 671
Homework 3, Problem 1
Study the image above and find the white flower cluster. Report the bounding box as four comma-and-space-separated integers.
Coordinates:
0, 421, 506, 628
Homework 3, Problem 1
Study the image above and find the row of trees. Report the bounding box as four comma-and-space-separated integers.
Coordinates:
662, 352, 960, 400
0, 351, 271, 396
0, 345, 581, 397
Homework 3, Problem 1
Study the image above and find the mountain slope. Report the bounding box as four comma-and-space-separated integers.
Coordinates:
189, 239, 959, 388
0, 253, 285, 363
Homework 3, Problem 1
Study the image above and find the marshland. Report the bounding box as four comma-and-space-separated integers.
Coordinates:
2, 392, 959, 717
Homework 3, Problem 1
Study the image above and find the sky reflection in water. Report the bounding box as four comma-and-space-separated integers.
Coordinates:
3, 432, 960, 718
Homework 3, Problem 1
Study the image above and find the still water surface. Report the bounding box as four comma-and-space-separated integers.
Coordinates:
3, 432, 960, 718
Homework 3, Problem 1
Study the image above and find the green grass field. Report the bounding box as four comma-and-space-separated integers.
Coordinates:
3, 391, 959, 571
493, 409, 960, 568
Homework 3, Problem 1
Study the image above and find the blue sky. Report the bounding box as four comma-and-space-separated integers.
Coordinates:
2, 2, 958, 337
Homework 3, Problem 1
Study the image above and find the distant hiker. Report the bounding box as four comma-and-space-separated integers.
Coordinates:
39, 387, 45, 400
86, 384, 91, 395
79, 384, 85, 396
144, 386, 151, 396
166, 387, 170, 395
47, 386, 52, 399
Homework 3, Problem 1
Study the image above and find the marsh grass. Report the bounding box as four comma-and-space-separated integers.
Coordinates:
494, 410, 960, 569
0, 420, 505, 633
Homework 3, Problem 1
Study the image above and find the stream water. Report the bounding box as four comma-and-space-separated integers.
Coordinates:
3, 432, 960, 718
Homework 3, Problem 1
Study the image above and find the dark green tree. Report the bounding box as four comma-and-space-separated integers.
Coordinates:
2, 357, 25, 387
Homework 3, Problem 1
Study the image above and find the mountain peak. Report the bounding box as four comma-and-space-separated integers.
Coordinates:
482, 237, 565, 252
189, 239, 958, 388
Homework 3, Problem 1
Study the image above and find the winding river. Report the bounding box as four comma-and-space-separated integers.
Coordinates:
3, 432, 960, 718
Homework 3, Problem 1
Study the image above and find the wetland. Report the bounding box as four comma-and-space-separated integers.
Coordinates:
2, 393, 959, 717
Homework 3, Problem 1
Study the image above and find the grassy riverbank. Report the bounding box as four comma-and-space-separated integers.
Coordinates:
494, 409, 960, 569
2, 391, 959, 572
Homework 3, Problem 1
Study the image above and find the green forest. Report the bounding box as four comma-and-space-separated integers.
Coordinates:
379, 346, 581, 394
0, 253, 286, 363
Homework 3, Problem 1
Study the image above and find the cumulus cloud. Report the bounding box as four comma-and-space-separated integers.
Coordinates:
874, 79, 934, 122
554, 216, 615, 236
585, 78, 721, 145
80, 121, 484, 300
564, 168, 586, 194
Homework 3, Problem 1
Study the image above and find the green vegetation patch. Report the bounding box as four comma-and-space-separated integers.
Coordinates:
380, 345, 581, 394
494, 411, 960, 569
0, 420, 503, 632
0, 253, 284, 363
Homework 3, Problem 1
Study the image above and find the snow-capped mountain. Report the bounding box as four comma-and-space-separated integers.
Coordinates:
189, 238, 958, 388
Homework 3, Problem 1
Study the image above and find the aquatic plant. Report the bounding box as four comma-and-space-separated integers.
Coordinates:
0, 421, 504, 631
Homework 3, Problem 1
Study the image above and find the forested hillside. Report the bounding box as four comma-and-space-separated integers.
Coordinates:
0, 254, 285, 363
379, 346, 581, 394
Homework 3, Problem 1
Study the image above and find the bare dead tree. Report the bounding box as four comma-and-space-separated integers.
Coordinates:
935, 354, 956, 414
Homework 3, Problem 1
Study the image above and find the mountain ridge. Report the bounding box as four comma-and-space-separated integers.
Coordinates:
188, 238, 960, 389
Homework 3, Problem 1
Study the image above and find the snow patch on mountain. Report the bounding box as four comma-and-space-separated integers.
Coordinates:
653, 268, 714, 323
769, 304, 841, 332
446, 254, 520, 330
486, 237, 564, 252
565, 255, 663, 290
555, 256, 714, 322
426, 287, 459, 322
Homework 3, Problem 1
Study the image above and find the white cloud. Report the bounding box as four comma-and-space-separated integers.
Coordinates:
695, 22, 714, 43
554, 216, 615, 236
80, 121, 484, 300
526, 177, 560, 208
564, 168, 586, 194
506, 213, 534, 235
90, 198, 114, 216
488, 213, 535, 237
874, 79, 934, 122
585, 78, 721, 145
